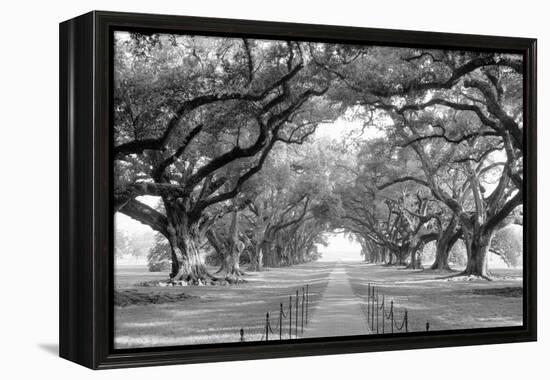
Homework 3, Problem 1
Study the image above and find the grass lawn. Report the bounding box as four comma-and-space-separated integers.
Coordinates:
114, 260, 523, 348
114, 262, 334, 348
345, 262, 523, 334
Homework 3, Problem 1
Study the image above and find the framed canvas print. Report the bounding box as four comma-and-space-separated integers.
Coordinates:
59, 11, 537, 369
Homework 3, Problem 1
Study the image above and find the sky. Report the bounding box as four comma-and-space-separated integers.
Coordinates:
316, 233, 363, 262
115, 196, 158, 237
314, 112, 385, 140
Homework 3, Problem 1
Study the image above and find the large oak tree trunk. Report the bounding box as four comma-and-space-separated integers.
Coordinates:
264, 247, 279, 267
219, 252, 245, 281
165, 205, 216, 285
248, 241, 264, 271
462, 228, 494, 279
204, 210, 246, 283
223, 244, 246, 279
431, 239, 452, 270
168, 230, 213, 284
386, 250, 395, 265
431, 219, 458, 270
373, 246, 381, 263
224, 208, 246, 283
381, 247, 389, 264
406, 245, 423, 269
170, 246, 180, 279
360, 240, 370, 262
206, 229, 245, 283
205, 229, 226, 273
396, 246, 409, 266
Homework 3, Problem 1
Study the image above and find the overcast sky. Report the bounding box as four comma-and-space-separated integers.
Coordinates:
316, 233, 362, 262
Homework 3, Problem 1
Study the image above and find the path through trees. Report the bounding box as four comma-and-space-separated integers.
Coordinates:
114, 32, 524, 285
302, 262, 371, 338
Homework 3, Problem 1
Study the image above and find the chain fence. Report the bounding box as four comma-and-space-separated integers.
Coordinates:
239, 284, 310, 342
366, 283, 430, 334
239, 282, 430, 342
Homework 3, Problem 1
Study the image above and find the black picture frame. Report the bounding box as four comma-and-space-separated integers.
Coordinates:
59, 10, 537, 370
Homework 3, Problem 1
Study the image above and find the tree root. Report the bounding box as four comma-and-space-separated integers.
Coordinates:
162, 269, 248, 286
224, 275, 247, 284
422, 267, 458, 274
443, 271, 494, 281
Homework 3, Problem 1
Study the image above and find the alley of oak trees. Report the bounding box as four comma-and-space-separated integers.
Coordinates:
114, 32, 523, 285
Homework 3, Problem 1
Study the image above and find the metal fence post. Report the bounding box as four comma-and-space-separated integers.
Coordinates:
390, 300, 394, 334
367, 284, 370, 320
404, 310, 408, 333
279, 303, 283, 340
426, 321, 430, 332
295, 290, 299, 338
289, 295, 292, 339
266, 312, 269, 342
371, 286, 375, 330
301, 287, 305, 334
306, 284, 309, 324
376, 294, 379, 334
382, 295, 385, 334
240, 328, 245, 342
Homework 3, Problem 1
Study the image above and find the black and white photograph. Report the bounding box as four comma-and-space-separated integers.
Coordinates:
113, 30, 526, 349
2, 0, 547, 377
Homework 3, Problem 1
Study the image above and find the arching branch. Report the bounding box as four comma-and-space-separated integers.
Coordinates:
377, 176, 430, 190
118, 199, 168, 237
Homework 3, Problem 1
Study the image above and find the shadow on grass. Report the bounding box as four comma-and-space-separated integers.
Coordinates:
344, 263, 523, 332
114, 261, 334, 348
471, 287, 522, 297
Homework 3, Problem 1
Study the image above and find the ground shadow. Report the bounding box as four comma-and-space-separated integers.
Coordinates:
38, 343, 58, 356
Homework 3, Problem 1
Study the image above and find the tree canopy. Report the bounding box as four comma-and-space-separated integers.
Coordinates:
114, 31, 524, 284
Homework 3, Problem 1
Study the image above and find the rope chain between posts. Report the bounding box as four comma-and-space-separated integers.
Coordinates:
241, 284, 310, 342
366, 284, 415, 334
267, 313, 275, 334
393, 309, 408, 332
280, 304, 287, 318
384, 300, 393, 320
243, 281, 420, 341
